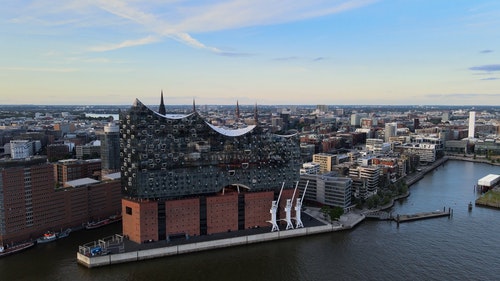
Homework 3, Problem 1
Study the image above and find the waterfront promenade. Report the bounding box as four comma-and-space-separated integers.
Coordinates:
77, 208, 365, 268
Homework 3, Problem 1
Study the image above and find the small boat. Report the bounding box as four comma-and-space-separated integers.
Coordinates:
37, 231, 58, 244
85, 214, 122, 230
85, 218, 110, 230
37, 228, 72, 244
0, 241, 36, 258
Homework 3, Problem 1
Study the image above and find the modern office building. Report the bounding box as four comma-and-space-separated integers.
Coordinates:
298, 173, 352, 210
468, 111, 476, 139
100, 122, 121, 174
120, 96, 302, 243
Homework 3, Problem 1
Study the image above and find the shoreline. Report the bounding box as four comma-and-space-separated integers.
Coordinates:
77, 156, 488, 268
77, 211, 365, 268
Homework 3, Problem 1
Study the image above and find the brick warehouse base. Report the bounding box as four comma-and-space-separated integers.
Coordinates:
121, 189, 296, 244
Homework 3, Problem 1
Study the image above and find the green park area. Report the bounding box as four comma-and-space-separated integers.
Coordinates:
476, 189, 500, 208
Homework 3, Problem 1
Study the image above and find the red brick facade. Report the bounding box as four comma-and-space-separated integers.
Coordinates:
206, 192, 239, 234
122, 199, 158, 244
0, 162, 121, 244
121, 189, 299, 244
165, 198, 200, 237
244, 191, 274, 229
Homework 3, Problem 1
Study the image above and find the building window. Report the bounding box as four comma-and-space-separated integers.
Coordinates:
126, 206, 133, 215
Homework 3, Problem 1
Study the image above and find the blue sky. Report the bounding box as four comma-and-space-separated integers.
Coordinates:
1, 0, 500, 106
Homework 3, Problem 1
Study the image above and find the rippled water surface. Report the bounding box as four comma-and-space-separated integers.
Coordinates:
1, 160, 499, 281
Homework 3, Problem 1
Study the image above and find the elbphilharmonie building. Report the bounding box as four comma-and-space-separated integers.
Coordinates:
119, 94, 301, 243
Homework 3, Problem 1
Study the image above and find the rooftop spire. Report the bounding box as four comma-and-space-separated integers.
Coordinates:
159, 90, 166, 115
193, 98, 196, 113
235, 100, 240, 120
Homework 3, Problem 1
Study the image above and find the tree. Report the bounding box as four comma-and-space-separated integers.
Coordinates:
329, 206, 344, 221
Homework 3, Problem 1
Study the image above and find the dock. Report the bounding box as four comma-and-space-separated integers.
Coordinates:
394, 207, 452, 226
77, 210, 365, 268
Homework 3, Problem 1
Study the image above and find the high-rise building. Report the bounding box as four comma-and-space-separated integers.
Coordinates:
119, 96, 302, 243
100, 122, 120, 174
384, 123, 397, 143
468, 111, 476, 139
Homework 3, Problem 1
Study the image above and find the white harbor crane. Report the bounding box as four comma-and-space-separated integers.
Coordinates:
285, 181, 299, 230
294, 180, 309, 228
268, 182, 285, 232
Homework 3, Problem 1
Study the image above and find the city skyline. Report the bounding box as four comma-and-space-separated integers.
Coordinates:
2, 0, 500, 106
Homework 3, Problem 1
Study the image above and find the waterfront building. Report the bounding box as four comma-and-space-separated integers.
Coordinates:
349, 165, 380, 199
119, 97, 302, 243
298, 173, 352, 210
0, 157, 121, 244
474, 138, 500, 155
394, 143, 437, 163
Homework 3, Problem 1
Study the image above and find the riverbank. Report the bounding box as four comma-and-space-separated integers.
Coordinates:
475, 188, 500, 208
76, 156, 474, 268
77, 209, 365, 268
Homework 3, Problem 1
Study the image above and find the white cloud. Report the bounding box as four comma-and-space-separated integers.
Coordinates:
9, 1, 378, 53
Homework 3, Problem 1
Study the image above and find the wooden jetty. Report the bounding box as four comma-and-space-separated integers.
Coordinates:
395, 207, 452, 226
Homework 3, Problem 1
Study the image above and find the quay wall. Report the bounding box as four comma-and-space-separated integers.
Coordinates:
78, 223, 347, 268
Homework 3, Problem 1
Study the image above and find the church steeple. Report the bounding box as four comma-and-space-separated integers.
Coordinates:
159, 90, 166, 115
192, 98, 196, 113
235, 100, 240, 120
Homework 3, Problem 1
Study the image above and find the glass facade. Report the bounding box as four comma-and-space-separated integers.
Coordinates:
120, 99, 301, 199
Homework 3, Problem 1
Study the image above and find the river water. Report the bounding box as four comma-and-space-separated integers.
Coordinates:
1, 160, 499, 281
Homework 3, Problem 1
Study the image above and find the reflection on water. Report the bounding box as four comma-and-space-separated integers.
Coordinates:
1, 160, 499, 281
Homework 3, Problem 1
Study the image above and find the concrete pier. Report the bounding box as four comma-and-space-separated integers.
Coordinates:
77, 210, 365, 268
395, 208, 451, 226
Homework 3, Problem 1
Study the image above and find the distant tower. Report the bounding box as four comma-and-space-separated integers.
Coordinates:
192, 99, 196, 113
254, 103, 259, 125
235, 100, 240, 120
468, 111, 476, 139
384, 123, 397, 142
159, 90, 166, 115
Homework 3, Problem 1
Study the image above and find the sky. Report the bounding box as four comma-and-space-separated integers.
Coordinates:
1, 0, 500, 106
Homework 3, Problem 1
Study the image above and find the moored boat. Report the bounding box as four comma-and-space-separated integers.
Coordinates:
85, 219, 110, 230
37, 231, 58, 244
0, 241, 36, 258
85, 214, 122, 230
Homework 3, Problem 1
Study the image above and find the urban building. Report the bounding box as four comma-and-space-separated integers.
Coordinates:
312, 153, 337, 174
298, 173, 352, 210
53, 159, 102, 184
349, 165, 380, 199
300, 162, 320, 175
468, 111, 476, 139
0, 157, 121, 244
120, 97, 302, 243
100, 122, 120, 174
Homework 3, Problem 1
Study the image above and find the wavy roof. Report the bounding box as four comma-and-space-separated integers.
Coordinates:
134, 98, 256, 137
